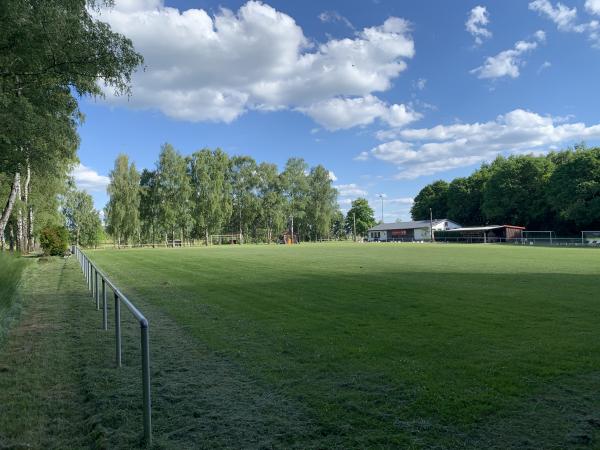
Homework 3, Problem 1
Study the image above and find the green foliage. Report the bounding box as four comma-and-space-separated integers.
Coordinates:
411, 147, 600, 233
106, 154, 140, 245
39, 225, 69, 256
62, 187, 103, 247
0, 252, 27, 342
306, 165, 338, 240
410, 180, 449, 220
344, 197, 376, 237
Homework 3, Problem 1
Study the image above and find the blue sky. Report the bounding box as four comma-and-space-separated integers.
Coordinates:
75, 0, 600, 222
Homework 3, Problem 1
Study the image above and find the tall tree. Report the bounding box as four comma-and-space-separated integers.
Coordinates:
256, 162, 285, 243
106, 154, 140, 246
0, 0, 142, 250
156, 144, 192, 246
190, 149, 232, 245
62, 186, 102, 247
139, 169, 160, 245
229, 156, 259, 243
446, 167, 490, 226
281, 158, 309, 239
410, 180, 450, 220
547, 147, 600, 232
345, 198, 376, 238
306, 165, 338, 240
482, 155, 554, 228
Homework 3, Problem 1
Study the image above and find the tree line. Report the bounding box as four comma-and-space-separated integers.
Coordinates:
104, 144, 343, 246
0, 0, 142, 252
410, 146, 600, 234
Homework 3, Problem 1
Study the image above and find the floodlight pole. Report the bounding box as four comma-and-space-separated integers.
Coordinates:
378, 194, 384, 223
429, 208, 434, 242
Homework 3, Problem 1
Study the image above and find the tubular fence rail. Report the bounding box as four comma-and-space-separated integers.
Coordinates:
73, 246, 152, 446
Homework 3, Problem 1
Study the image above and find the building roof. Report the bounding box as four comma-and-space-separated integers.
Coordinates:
443, 225, 525, 232
368, 219, 447, 232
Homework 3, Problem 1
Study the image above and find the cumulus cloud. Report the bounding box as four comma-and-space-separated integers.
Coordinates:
96, 1, 415, 127
328, 170, 338, 181
335, 183, 368, 197
362, 109, 600, 179
586, 0, 600, 15
71, 164, 110, 192
466, 6, 492, 45
299, 95, 421, 131
470, 32, 545, 79
529, 0, 600, 45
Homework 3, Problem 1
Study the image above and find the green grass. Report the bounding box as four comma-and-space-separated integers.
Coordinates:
0, 252, 28, 342
2, 244, 600, 449
81, 243, 600, 449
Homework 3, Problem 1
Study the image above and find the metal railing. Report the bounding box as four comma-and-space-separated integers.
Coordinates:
73, 246, 152, 446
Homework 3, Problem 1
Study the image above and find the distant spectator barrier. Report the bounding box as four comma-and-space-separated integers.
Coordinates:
72, 246, 152, 446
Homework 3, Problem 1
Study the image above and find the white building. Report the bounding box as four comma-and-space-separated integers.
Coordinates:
367, 219, 462, 242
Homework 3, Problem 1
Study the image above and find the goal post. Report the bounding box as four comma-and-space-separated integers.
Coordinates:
522, 231, 555, 245
581, 231, 600, 246
209, 234, 242, 245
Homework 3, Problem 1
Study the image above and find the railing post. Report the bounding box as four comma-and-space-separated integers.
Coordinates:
115, 293, 122, 367
141, 323, 152, 446
95, 270, 99, 310
102, 278, 108, 330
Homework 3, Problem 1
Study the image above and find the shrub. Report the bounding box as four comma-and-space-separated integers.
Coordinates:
39, 225, 69, 256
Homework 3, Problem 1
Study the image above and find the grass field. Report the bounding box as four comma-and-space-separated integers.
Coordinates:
2, 244, 600, 449
0, 252, 28, 343
79, 243, 600, 449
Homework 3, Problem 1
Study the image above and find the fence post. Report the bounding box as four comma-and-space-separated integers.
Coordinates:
115, 293, 122, 367
141, 323, 152, 445
95, 270, 99, 310
102, 279, 108, 330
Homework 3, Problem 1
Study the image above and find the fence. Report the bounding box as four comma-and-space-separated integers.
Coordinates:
432, 236, 599, 246
73, 246, 152, 446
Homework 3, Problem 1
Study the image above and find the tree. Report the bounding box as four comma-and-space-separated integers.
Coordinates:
156, 144, 192, 246
0, 0, 142, 251
62, 186, 103, 247
410, 180, 449, 220
139, 169, 160, 245
281, 158, 309, 239
330, 210, 345, 239
106, 154, 140, 246
256, 162, 285, 243
306, 165, 338, 240
190, 149, 232, 245
345, 198, 376, 238
446, 167, 490, 226
229, 156, 259, 243
482, 155, 554, 229
547, 147, 600, 232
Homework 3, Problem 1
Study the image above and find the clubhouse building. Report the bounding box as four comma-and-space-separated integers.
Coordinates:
367, 219, 461, 242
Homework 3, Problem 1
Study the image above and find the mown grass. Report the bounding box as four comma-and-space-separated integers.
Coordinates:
82, 243, 600, 449
0, 252, 28, 342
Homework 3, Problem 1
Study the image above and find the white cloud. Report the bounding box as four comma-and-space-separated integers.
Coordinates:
299, 95, 421, 130
328, 170, 337, 181
466, 6, 492, 45
97, 1, 415, 127
470, 32, 545, 79
413, 78, 427, 90
586, 0, 600, 15
362, 109, 600, 179
318, 10, 354, 29
335, 183, 368, 197
537, 60, 552, 73
354, 151, 370, 161
530, 0, 600, 46
71, 164, 110, 192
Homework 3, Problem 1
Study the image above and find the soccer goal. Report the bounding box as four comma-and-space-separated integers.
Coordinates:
522, 230, 555, 245
581, 231, 600, 246
210, 234, 242, 245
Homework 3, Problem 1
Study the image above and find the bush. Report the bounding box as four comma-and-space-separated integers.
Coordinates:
39, 225, 69, 256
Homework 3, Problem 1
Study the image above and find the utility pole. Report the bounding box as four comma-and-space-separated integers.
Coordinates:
353, 212, 356, 242
378, 194, 384, 223
429, 208, 434, 242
